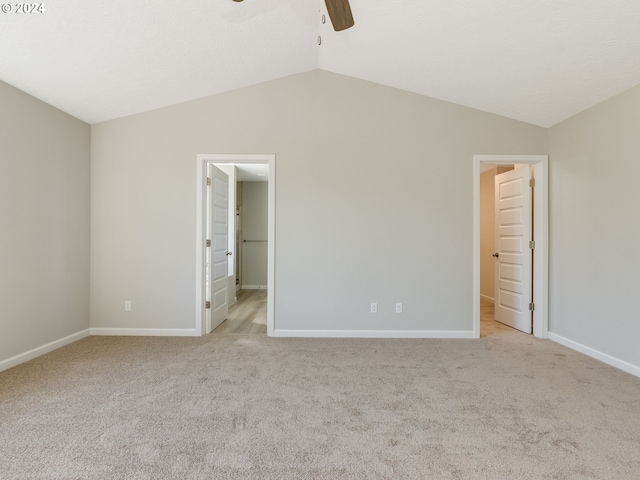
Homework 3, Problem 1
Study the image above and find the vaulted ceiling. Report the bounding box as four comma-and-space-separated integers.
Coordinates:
2, 0, 640, 126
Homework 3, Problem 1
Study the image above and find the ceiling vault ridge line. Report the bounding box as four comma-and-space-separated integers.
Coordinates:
2, 0, 640, 126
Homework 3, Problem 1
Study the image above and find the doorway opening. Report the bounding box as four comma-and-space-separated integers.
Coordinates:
211, 289, 268, 335
479, 164, 516, 337
195, 154, 275, 337
473, 155, 548, 339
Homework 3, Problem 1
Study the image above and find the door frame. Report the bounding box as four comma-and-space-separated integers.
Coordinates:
195, 153, 276, 336
472, 154, 548, 339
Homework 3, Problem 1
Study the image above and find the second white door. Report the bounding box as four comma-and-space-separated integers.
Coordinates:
494, 165, 533, 334
208, 165, 230, 333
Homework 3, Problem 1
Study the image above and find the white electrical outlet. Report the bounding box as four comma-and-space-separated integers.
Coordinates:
124, 301, 132, 312
370, 302, 378, 313
395, 302, 403, 314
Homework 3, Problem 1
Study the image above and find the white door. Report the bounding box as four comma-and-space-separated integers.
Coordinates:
207, 165, 230, 333
494, 165, 533, 333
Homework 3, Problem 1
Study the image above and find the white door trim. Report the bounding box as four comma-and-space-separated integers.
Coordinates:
195, 153, 276, 336
473, 154, 548, 339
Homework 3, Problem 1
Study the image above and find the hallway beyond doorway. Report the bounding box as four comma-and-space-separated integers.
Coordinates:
212, 289, 267, 335
480, 297, 524, 338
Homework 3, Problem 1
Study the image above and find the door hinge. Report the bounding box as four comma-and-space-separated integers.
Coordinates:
206, 239, 211, 247
529, 302, 535, 311
529, 178, 535, 188
206, 177, 212, 186
205, 301, 211, 309
529, 240, 535, 249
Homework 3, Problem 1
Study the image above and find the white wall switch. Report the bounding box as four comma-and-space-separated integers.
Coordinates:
124, 301, 132, 311
395, 302, 403, 313
370, 302, 378, 313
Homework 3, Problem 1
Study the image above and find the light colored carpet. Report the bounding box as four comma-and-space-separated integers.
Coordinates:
1, 316, 640, 479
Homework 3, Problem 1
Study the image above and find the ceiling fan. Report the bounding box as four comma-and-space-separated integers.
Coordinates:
324, 0, 355, 31
231, 0, 354, 32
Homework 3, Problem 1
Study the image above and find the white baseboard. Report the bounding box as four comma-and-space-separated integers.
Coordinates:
548, 332, 640, 378
480, 294, 495, 304
90, 328, 199, 337
273, 329, 475, 339
241, 285, 267, 290
0, 329, 90, 373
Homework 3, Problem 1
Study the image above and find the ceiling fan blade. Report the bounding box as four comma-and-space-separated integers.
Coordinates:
325, 0, 354, 31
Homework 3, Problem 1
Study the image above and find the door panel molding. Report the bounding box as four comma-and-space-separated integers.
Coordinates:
208, 164, 229, 333
494, 165, 532, 333
473, 155, 548, 339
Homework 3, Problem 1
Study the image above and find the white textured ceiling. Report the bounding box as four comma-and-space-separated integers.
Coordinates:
235, 164, 269, 182
0, 0, 319, 124
320, 0, 640, 127
2, 0, 640, 127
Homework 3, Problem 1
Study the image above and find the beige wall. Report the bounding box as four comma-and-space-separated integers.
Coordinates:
0, 80, 90, 367
90, 70, 547, 334
240, 182, 268, 288
549, 83, 640, 368
479, 168, 497, 301
480, 167, 513, 302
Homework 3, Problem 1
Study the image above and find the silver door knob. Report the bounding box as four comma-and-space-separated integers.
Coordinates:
226, 251, 233, 256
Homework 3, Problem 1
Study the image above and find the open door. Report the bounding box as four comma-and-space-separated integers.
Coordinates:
196, 153, 276, 337
494, 165, 533, 333
207, 164, 230, 333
